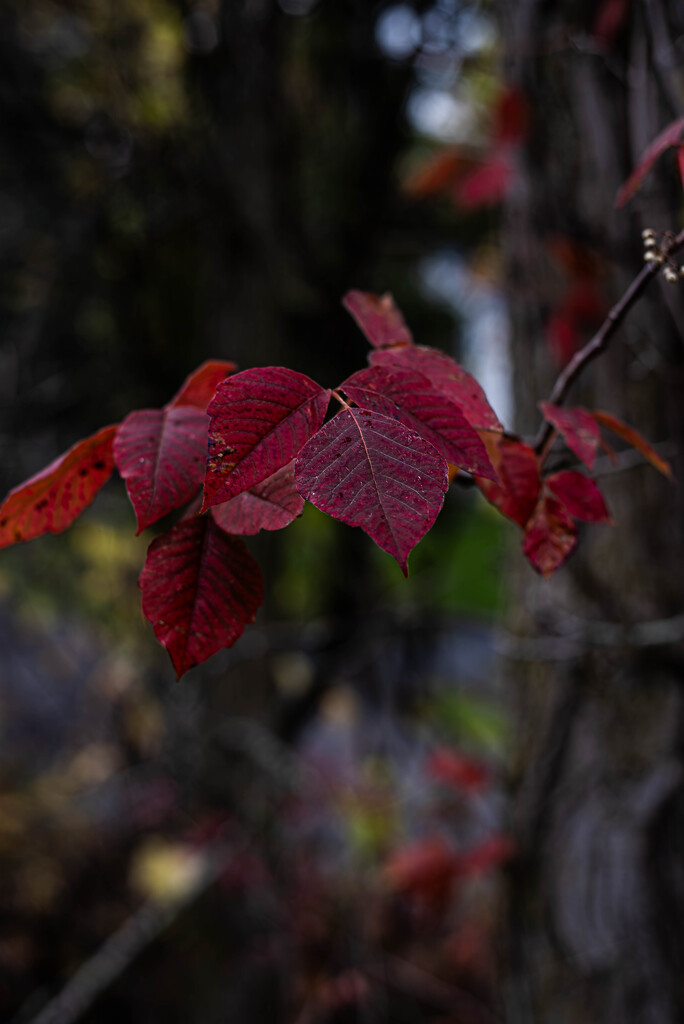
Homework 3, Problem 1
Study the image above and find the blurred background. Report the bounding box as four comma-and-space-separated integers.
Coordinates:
1, 1, 684, 1023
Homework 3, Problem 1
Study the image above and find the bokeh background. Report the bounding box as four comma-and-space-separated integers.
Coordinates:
2, 2, 684, 1023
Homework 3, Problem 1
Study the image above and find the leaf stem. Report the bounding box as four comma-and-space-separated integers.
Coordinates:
332, 388, 350, 410
533, 227, 684, 453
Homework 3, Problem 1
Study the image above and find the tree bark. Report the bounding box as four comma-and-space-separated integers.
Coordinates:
500, 2, 684, 1021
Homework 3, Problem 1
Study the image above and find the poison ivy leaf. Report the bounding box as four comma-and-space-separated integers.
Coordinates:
476, 439, 540, 527
202, 367, 330, 511
169, 360, 237, 411
615, 117, 684, 208
114, 406, 209, 533
295, 407, 448, 577
342, 290, 413, 349
139, 516, 264, 678
340, 366, 497, 479
370, 345, 503, 431
539, 402, 601, 469
0, 425, 117, 550
522, 494, 577, 577
546, 470, 612, 523
592, 410, 672, 478
211, 461, 304, 535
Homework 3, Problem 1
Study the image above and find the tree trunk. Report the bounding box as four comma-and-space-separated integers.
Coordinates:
500, 2, 684, 1022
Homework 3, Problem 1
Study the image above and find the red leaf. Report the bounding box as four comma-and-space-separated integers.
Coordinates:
427, 749, 491, 793
295, 407, 448, 577
340, 366, 497, 479
385, 837, 460, 905
370, 345, 503, 431
546, 470, 613, 523
539, 403, 601, 469
615, 118, 684, 208
202, 367, 330, 511
139, 516, 264, 678
495, 87, 527, 145
343, 290, 413, 349
114, 407, 209, 533
546, 283, 606, 366
592, 410, 672, 478
0, 425, 117, 550
476, 438, 540, 528
593, 0, 630, 49
458, 835, 514, 877
169, 360, 237, 411
455, 153, 514, 209
678, 144, 684, 191
522, 494, 577, 577
211, 461, 304, 535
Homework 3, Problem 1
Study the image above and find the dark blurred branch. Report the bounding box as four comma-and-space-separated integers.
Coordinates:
20, 840, 237, 1024
534, 226, 684, 453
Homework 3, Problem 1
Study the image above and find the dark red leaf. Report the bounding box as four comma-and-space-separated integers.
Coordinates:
546, 470, 613, 523
546, 283, 606, 366
494, 87, 527, 145
0, 425, 117, 550
169, 360, 237, 411
592, 410, 672, 478
678, 144, 684, 190
370, 345, 503, 431
522, 494, 577, 577
202, 367, 330, 511
476, 438, 540, 528
139, 516, 264, 678
426, 749, 491, 793
342, 290, 413, 349
455, 153, 514, 209
295, 407, 448, 577
385, 837, 460, 905
593, 0, 629, 49
615, 118, 684, 208
114, 407, 209, 533
539, 403, 601, 469
458, 835, 514, 877
211, 461, 304, 535
340, 366, 497, 479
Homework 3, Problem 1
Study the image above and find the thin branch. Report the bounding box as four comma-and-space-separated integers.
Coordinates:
534, 227, 684, 453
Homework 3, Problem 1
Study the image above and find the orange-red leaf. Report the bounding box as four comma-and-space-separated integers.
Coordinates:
539, 403, 601, 469
522, 494, 577, 577
546, 470, 612, 524
139, 516, 264, 678
592, 410, 672, 478
0, 425, 117, 550
169, 360, 237, 411
476, 438, 540, 528
342, 290, 413, 349
211, 461, 304, 535
615, 118, 684, 208
370, 344, 503, 431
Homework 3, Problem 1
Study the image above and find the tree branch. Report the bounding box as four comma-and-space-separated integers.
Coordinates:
533, 227, 684, 453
